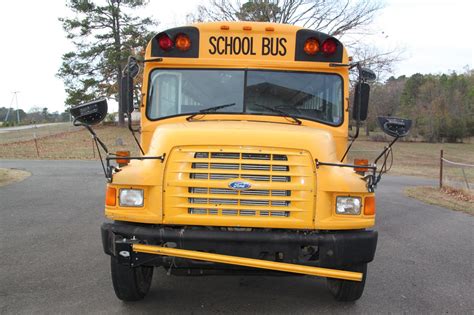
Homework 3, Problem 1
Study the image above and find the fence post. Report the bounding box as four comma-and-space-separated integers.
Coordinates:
33, 132, 40, 158
461, 168, 470, 190
439, 149, 443, 189
92, 138, 96, 158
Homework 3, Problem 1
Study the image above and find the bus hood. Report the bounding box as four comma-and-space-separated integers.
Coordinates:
147, 120, 338, 161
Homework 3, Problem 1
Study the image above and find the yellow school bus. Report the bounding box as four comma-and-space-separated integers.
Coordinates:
71, 21, 411, 302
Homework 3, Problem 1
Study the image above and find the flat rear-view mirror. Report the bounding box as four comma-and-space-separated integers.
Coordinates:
120, 76, 134, 114
71, 99, 108, 125
377, 116, 412, 137
128, 57, 140, 78
352, 82, 370, 121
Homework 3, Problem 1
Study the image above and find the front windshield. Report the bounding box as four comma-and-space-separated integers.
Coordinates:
147, 69, 343, 125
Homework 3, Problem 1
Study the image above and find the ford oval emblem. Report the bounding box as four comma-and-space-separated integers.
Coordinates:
228, 181, 251, 191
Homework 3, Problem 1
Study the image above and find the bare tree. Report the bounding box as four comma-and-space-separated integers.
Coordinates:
350, 43, 404, 80
190, 0, 402, 80
193, 0, 384, 37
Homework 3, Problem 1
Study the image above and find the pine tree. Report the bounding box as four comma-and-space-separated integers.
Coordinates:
58, 0, 155, 125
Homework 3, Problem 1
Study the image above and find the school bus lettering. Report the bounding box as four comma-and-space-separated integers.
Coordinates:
261, 37, 287, 56
209, 36, 257, 55
70, 21, 411, 304
209, 36, 287, 56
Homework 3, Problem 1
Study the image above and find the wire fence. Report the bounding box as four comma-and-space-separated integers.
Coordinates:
0, 123, 80, 145
0, 123, 138, 160
440, 150, 474, 192
0, 123, 83, 158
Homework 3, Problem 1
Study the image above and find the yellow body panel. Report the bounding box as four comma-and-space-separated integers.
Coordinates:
105, 21, 376, 231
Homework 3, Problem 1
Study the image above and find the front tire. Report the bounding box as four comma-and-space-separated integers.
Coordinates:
326, 264, 367, 302
111, 256, 154, 301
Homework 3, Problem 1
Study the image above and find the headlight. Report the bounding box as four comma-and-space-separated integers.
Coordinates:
336, 196, 361, 215
119, 189, 144, 207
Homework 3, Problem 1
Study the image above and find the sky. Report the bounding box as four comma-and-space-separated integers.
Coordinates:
0, 0, 472, 114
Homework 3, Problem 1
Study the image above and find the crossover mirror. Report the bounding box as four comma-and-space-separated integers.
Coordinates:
377, 116, 412, 137
71, 99, 108, 125
360, 68, 377, 82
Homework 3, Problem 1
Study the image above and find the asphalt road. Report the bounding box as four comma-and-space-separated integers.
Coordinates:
0, 160, 473, 314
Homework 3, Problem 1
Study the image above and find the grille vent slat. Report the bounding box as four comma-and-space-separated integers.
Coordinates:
240, 189, 270, 196
209, 198, 238, 205
242, 153, 270, 160
240, 210, 257, 216
242, 164, 271, 171
210, 188, 238, 195
272, 165, 289, 171
222, 209, 238, 216
195, 152, 209, 158
240, 200, 269, 206
210, 174, 239, 180
191, 173, 209, 179
211, 163, 240, 170
272, 176, 291, 182
192, 163, 209, 169
241, 175, 271, 181
211, 152, 240, 159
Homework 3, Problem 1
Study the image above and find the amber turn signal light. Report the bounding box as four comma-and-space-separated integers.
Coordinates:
175, 33, 191, 51
354, 158, 369, 172
105, 187, 117, 207
364, 196, 376, 215
304, 38, 320, 55
116, 151, 130, 166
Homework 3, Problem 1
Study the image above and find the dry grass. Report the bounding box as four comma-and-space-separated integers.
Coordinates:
0, 125, 139, 160
405, 186, 474, 215
0, 123, 79, 144
0, 168, 31, 187
348, 140, 474, 179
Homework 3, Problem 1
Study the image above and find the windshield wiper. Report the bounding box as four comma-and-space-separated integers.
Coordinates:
186, 103, 236, 121
253, 104, 302, 125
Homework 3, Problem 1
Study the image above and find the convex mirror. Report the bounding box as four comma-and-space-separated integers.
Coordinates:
377, 116, 412, 137
71, 99, 108, 125
360, 68, 377, 82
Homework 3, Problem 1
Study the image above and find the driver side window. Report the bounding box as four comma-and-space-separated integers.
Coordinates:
158, 74, 180, 117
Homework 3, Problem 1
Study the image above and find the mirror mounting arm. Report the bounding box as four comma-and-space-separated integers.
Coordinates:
73, 119, 112, 179
73, 119, 109, 154
127, 114, 145, 155
374, 136, 399, 166
370, 135, 400, 189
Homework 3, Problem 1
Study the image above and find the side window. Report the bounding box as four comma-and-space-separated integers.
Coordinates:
148, 72, 182, 118
158, 74, 180, 116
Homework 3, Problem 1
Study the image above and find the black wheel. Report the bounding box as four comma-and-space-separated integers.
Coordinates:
110, 256, 154, 301
326, 264, 367, 302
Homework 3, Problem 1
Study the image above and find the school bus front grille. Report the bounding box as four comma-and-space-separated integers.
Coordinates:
163, 146, 316, 229
187, 152, 291, 216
